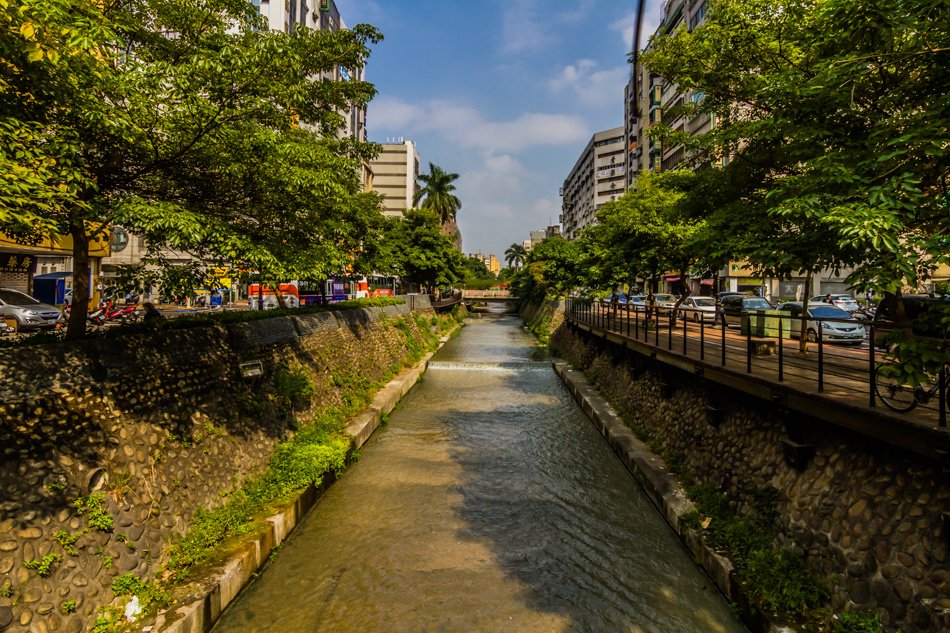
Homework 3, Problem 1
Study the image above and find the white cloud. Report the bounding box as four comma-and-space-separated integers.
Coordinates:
498, 0, 597, 54
500, 0, 547, 53
549, 60, 628, 107
610, 12, 636, 53
461, 154, 528, 198
368, 96, 589, 152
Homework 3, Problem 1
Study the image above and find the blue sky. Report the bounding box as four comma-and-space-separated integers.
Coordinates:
336, 0, 662, 261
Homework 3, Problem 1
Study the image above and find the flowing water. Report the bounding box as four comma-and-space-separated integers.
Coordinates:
212, 312, 747, 633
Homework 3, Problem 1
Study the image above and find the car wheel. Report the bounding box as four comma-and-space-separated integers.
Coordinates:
806, 328, 818, 342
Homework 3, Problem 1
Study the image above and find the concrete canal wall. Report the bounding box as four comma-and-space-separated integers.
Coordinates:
0, 300, 446, 633
551, 321, 950, 633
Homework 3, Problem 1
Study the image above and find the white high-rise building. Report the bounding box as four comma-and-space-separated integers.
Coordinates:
559, 127, 625, 240
369, 140, 422, 219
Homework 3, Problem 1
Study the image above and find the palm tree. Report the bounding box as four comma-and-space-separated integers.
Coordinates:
505, 243, 527, 271
414, 162, 461, 225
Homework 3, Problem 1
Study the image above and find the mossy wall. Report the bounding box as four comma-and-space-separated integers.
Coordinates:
0, 302, 442, 633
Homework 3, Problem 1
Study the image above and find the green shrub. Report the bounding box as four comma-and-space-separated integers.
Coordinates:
74, 493, 113, 532
686, 483, 827, 620
273, 365, 315, 411
23, 553, 61, 577
834, 611, 882, 633
61, 599, 77, 615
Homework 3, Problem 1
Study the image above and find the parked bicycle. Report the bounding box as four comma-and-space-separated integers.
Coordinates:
874, 361, 948, 413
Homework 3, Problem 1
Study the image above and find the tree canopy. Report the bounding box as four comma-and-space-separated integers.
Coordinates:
1, 0, 383, 337
379, 209, 465, 291
641, 0, 950, 363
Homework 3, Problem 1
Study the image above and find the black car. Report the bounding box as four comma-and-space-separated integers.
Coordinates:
873, 295, 949, 340
719, 294, 773, 328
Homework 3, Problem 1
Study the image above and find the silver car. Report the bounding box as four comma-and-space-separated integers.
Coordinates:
0, 288, 63, 331
778, 302, 865, 344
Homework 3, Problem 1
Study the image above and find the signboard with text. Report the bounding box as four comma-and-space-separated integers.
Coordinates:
0, 253, 35, 274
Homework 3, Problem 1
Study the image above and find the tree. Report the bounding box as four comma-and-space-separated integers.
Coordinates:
643, 0, 950, 358
581, 171, 702, 311
1, 0, 382, 338
380, 209, 464, 292
504, 243, 527, 271
512, 237, 582, 301
414, 162, 461, 229
462, 256, 494, 284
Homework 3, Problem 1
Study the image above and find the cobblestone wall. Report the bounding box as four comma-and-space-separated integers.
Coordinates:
0, 303, 434, 633
552, 324, 950, 633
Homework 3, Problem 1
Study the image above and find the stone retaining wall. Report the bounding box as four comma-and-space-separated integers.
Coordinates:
551, 323, 950, 633
0, 302, 439, 633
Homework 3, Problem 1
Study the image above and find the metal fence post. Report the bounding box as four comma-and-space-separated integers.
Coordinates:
721, 312, 726, 366
869, 326, 876, 408
940, 365, 947, 428
778, 314, 784, 382
682, 310, 687, 355
700, 316, 705, 361
817, 322, 824, 392
746, 316, 752, 374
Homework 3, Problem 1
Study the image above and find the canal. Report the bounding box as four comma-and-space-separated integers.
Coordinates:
212, 313, 747, 632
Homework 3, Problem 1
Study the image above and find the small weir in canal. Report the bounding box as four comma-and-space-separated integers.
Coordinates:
212, 313, 747, 633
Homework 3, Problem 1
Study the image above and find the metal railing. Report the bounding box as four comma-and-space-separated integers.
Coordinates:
567, 298, 948, 428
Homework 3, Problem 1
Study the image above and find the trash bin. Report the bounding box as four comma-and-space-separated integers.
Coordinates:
741, 310, 790, 338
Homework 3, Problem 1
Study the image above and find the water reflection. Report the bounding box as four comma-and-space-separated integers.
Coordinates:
212, 316, 747, 633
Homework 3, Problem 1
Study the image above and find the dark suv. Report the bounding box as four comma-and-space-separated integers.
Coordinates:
719, 294, 773, 328
873, 295, 949, 340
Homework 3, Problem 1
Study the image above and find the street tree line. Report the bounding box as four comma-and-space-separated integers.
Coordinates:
1, 0, 470, 337
516, 0, 949, 373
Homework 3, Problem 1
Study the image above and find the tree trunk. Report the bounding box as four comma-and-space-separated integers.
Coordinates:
66, 219, 91, 340
799, 271, 813, 353
272, 283, 288, 310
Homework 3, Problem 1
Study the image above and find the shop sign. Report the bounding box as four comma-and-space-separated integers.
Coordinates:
0, 253, 35, 273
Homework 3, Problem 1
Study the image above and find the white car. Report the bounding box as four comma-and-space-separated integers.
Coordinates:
778, 302, 866, 344
680, 296, 717, 322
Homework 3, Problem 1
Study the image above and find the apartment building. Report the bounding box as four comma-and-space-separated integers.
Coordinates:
559, 127, 626, 240
369, 140, 422, 219
468, 252, 500, 275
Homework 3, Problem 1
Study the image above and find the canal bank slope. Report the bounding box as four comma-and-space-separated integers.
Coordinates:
546, 311, 950, 633
0, 300, 461, 633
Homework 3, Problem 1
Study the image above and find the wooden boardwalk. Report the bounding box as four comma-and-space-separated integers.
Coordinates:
567, 302, 950, 460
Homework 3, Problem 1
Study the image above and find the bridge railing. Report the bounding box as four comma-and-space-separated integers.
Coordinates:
566, 297, 948, 428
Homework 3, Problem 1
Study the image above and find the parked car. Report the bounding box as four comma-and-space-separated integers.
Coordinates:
600, 291, 628, 304
719, 294, 773, 328
0, 288, 63, 331
680, 296, 717, 322
872, 294, 950, 341
810, 293, 860, 314
777, 302, 866, 344
648, 293, 677, 314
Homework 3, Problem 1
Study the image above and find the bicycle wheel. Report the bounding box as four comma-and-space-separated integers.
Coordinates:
874, 364, 918, 412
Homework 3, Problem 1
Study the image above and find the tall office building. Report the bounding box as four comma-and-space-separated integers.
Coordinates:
559, 127, 626, 240
628, 0, 711, 178
257, 0, 368, 147
369, 140, 422, 219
